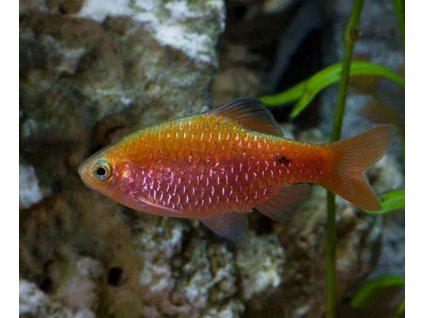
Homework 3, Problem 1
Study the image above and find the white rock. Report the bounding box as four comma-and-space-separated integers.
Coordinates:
19, 163, 47, 209
76, 0, 225, 65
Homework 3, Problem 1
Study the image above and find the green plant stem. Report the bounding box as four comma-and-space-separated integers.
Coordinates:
326, 1, 365, 317
393, 0, 405, 47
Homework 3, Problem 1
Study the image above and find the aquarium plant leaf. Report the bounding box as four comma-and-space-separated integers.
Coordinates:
364, 189, 405, 214
351, 275, 405, 310
260, 61, 405, 118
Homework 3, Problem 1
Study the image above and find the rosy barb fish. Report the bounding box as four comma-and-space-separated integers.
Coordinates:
79, 98, 392, 240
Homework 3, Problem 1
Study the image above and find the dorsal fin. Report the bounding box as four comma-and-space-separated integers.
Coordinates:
209, 98, 283, 137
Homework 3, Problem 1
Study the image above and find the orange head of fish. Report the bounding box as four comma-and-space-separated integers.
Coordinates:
78, 145, 125, 202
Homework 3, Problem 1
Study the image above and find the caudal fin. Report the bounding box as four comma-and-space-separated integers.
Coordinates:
322, 125, 393, 211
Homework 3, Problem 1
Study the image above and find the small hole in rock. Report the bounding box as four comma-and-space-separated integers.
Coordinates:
59, 5, 67, 14
39, 277, 53, 293
233, 4, 247, 20
108, 267, 124, 287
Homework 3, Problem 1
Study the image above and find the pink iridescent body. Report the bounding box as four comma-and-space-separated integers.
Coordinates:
101, 114, 329, 218
79, 98, 392, 239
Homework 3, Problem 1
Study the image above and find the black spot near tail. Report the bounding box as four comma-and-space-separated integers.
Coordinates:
277, 156, 291, 165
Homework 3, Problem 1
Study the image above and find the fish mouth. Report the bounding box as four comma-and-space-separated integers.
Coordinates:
78, 160, 90, 186
78, 162, 85, 177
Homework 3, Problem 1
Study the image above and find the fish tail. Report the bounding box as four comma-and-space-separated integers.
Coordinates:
321, 125, 393, 211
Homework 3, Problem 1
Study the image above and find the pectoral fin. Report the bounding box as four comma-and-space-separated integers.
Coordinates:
200, 213, 249, 241
256, 184, 310, 221
135, 196, 182, 215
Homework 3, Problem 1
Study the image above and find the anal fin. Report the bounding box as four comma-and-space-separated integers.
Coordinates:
256, 184, 310, 221
200, 213, 249, 241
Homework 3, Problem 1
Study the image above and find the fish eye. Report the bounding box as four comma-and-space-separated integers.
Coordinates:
92, 160, 111, 181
